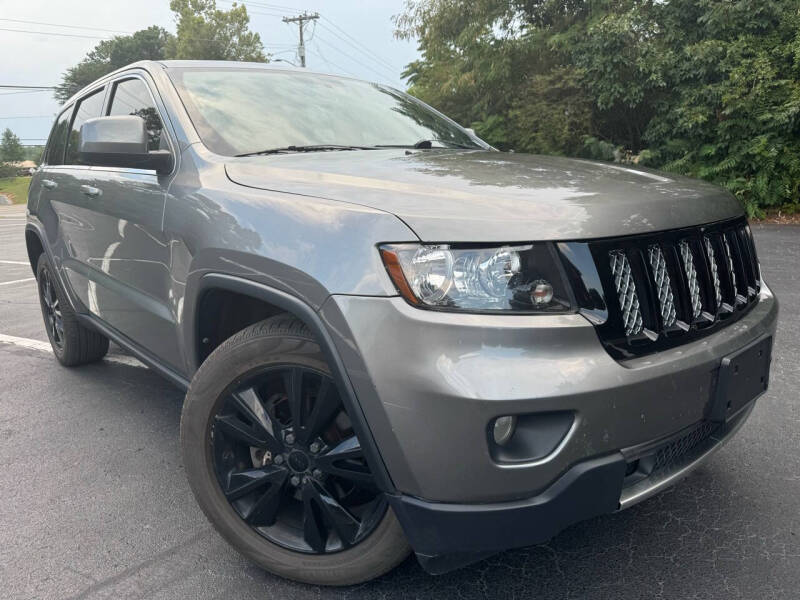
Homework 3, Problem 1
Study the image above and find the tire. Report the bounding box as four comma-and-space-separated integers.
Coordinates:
181, 315, 411, 586
36, 253, 109, 366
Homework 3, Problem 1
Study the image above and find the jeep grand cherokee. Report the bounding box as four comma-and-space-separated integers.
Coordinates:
25, 61, 777, 585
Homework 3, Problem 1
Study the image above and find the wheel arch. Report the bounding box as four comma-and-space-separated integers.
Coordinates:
24, 222, 81, 314
24, 226, 45, 276
188, 273, 396, 493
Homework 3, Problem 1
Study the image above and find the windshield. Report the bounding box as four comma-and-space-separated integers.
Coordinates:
168, 68, 488, 156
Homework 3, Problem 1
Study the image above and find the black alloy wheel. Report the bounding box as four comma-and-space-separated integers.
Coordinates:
35, 254, 109, 366
211, 365, 387, 554
39, 267, 64, 348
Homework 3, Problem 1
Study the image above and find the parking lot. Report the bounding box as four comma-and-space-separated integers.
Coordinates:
1, 203, 799, 600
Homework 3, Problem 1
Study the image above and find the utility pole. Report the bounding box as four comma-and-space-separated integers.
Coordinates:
282, 12, 319, 68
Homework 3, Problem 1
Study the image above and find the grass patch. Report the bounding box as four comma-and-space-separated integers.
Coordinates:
0, 177, 31, 204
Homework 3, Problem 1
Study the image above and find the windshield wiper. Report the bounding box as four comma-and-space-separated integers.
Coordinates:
375, 139, 477, 150
235, 144, 376, 157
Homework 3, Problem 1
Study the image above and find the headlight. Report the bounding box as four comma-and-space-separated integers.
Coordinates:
379, 243, 574, 312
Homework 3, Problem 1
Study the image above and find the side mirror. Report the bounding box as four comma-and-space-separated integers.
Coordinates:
79, 116, 172, 174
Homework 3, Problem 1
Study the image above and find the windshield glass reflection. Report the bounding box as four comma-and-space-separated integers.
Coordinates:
168, 68, 487, 156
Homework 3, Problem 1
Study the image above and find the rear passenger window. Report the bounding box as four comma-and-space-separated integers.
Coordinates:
65, 88, 106, 165
45, 108, 72, 166
108, 78, 164, 151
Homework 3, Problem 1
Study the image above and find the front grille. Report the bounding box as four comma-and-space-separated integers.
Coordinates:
621, 420, 722, 493
586, 218, 761, 358
651, 421, 718, 473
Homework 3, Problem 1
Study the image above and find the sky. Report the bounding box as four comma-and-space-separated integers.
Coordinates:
0, 0, 420, 145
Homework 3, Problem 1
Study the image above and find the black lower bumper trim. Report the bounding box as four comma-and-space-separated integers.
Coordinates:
387, 453, 627, 574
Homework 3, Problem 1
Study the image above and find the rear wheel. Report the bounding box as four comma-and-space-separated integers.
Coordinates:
36, 254, 109, 366
181, 315, 410, 585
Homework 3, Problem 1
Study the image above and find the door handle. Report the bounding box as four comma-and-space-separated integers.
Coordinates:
80, 185, 102, 198
42, 179, 57, 190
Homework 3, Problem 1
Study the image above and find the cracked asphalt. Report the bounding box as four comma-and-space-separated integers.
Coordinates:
1, 204, 798, 599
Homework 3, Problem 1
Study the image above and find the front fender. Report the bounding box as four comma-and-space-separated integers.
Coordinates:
181, 272, 396, 494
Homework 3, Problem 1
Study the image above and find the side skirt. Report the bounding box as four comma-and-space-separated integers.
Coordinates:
76, 313, 190, 390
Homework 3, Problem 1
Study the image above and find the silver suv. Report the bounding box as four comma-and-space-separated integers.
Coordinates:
25, 61, 778, 585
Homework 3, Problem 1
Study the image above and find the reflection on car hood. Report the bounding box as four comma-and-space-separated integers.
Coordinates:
225, 149, 743, 242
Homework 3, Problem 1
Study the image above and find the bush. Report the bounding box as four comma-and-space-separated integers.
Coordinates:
396, 0, 800, 213
580, 137, 618, 162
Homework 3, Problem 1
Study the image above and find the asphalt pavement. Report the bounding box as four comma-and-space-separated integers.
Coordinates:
1, 204, 798, 600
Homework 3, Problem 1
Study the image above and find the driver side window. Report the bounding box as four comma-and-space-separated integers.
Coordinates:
65, 88, 106, 165
44, 107, 73, 166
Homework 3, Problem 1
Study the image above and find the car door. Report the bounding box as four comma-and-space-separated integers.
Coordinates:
41, 88, 110, 319
60, 74, 182, 369
34, 104, 74, 263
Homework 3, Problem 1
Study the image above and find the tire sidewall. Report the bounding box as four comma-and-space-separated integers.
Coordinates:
181, 325, 409, 585
36, 254, 66, 361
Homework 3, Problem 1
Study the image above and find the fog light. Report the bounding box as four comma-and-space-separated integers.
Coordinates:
493, 415, 517, 446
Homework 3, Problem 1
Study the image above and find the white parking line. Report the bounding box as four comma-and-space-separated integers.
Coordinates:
0, 277, 35, 286
0, 333, 145, 368
0, 260, 29, 265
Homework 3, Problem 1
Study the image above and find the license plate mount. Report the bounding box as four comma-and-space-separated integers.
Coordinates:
709, 335, 773, 423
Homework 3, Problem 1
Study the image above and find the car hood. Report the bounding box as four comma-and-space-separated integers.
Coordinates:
225, 149, 743, 242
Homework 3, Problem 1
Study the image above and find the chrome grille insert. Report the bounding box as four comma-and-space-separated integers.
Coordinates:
704, 236, 723, 310
647, 245, 677, 328
678, 240, 703, 320
585, 219, 762, 359
609, 250, 643, 336
723, 234, 746, 305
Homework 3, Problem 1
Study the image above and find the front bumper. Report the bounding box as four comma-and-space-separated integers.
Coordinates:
388, 400, 756, 574
321, 285, 777, 503
318, 285, 776, 569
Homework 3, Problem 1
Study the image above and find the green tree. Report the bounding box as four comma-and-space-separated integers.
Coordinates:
166, 0, 267, 61
54, 0, 266, 104
55, 26, 174, 103
642, 0, 800, 215
396, 0, 800, 215
0, 128, 25, 163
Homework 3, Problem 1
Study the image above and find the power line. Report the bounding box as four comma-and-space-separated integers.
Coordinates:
0, 85, 56, 90
313, 34, 395, 83
0, 115, 54, 119
0, 21, 295, 48
320, 17, 400, 73
215, 0, 295, 19
0, 17, 132, 34
0, 89, 52, 96
240, 5, 402, 78
0, 26, 108, 40
310, 40, 356, 78
0, 9, 404, 85
233, 1, 300, 14
282, 12, 319, 68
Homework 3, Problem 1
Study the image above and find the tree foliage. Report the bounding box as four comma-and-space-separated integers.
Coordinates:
24, 146, 44, 164
167, 0, 267, 61
55, 26, 174, 103
0, 128, 25, 163
396, 0, 800, 215
55, 1, 266, 104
